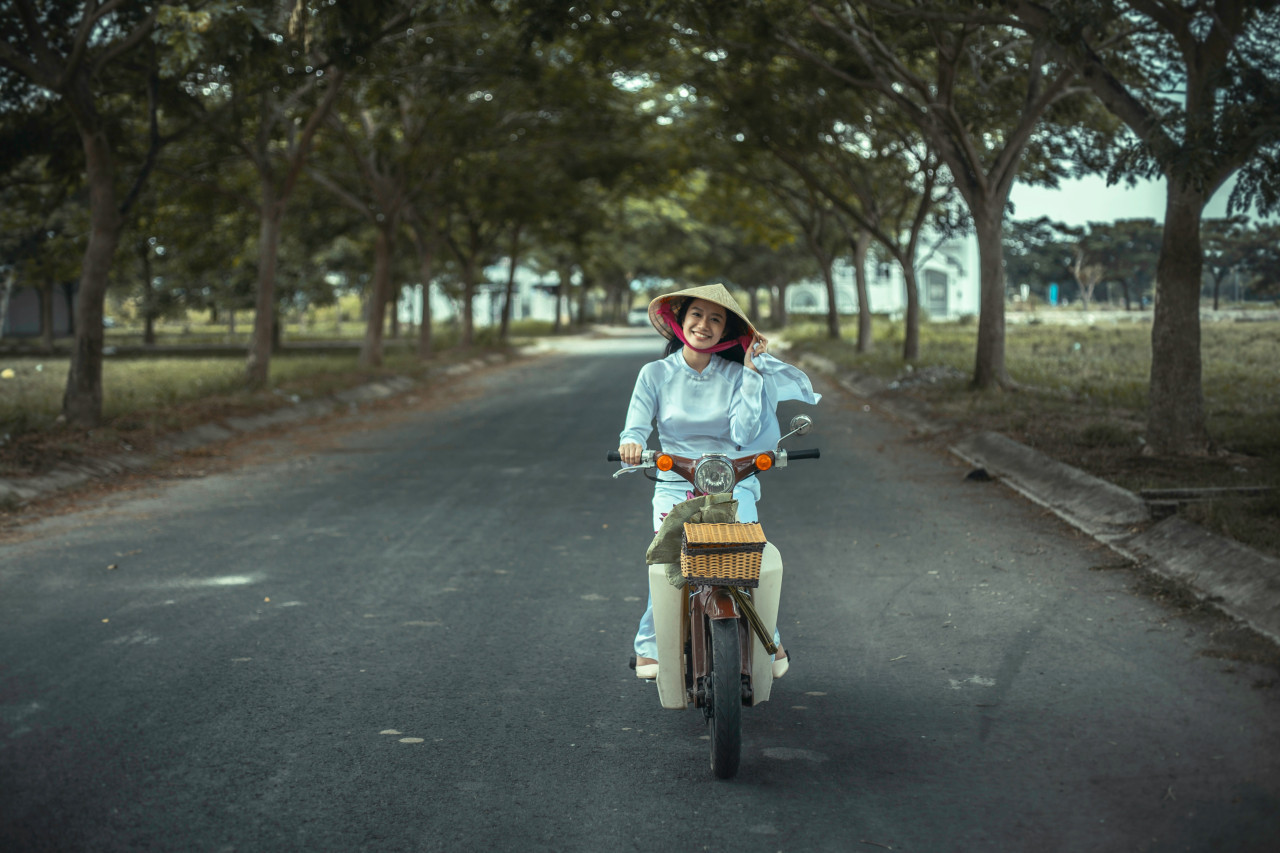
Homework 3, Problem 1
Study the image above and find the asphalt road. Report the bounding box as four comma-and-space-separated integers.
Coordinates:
2, 333, 1278, 852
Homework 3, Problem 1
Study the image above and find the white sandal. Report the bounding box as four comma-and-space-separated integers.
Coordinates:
631, 655, 659, 679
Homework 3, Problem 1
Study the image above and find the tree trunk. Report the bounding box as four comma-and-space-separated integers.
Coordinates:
360, 226, 393, 367
141, 243, 156, 346
576, 274, 589, 326
971, 207, 1009, 389
0, 269, 14, 341
1146, 182, 1210, 455
820, 257, 840, 340
411, 228, 436, 360
500, 224, 521, 343
852, 230, 873, 354
63, 105, 121, 427
40, 278, 55, 352
246, 181, 283, 388
900, 261, 920, 362
418, 286, 434, 361
554, 264, 573, 335
773, 281, 789, 328
461, 259, 476, 349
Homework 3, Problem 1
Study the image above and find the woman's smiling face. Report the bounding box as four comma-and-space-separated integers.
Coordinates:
681, 298, 727, 349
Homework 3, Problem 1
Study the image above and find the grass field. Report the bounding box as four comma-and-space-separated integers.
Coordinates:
0, 319, 554, 433
787, 311, 1280, 558
0, 320, 556, 484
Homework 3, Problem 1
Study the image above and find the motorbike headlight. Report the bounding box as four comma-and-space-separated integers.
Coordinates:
693, 456, 735, 495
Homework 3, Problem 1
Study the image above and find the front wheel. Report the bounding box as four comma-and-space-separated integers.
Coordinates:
707, 617, 742, 779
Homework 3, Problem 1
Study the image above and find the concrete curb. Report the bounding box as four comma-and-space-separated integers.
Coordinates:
797, 353, 1280, 647
0, 356, 513, 509
949, 431, 1150, 538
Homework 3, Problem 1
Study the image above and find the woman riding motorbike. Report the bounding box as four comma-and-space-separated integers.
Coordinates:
617, 283, 821, 679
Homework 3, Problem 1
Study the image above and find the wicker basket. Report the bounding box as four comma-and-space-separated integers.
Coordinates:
680, 522, 767, 588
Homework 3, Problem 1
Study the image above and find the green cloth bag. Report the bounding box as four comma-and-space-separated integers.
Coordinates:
645, 493, 739, 587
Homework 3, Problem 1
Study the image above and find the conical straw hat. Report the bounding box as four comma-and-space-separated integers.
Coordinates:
646, 283, 758, 341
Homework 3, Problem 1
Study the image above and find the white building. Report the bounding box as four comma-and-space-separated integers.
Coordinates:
397, 261, 567, 328
786, 232, 981, 320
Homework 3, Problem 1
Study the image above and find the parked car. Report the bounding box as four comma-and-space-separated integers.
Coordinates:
627, 307, 649, 327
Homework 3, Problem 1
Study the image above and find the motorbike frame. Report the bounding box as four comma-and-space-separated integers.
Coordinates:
646, 450, 779, 711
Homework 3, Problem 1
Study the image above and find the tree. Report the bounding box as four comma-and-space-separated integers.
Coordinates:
196, 5, 346, 385
309, 76, 417, 367
1055, 223, 1108, 309
1092, 218, 1162, 310
765, 0, 1107, 388
1238, 223, 1280, 298
0, 1, 162, 425
685, 17, 955, 358
183, 0, 409, 385
1203, 216, 1255, 309
0, 131, 83, 349
755, 163, 847, 338
1003, 216, 1074, 303
1008, 0, 1280, 454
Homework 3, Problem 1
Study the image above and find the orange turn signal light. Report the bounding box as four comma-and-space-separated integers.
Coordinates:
755, 453, 773, 472
656, 454, 674, 472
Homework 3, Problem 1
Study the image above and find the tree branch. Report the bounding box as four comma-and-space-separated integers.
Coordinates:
0, 36, 45, 84
307, 167, 373, 220
118, 66, 163, 217
1009, 0, 1174, 160
0, 0, 56, 86
279, 67, 346, 200
91, 4, 158, 77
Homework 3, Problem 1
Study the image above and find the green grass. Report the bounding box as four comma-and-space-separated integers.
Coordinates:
0, 352, 418, 435
0, 317, 565, 437
787, 311, 1280, 558
788, 315, 1279, 452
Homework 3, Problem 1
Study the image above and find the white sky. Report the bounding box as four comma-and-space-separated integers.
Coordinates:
1007, 174, 1240, 227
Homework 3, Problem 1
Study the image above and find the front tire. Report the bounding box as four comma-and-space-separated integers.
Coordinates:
707, 617, 742, 779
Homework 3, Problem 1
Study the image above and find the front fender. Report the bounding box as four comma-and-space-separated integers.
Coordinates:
696, 586, 740, 620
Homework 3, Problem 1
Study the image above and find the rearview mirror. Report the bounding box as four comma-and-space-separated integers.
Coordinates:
788, 414, 813, 436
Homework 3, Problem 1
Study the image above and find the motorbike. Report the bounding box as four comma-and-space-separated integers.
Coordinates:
609, 415, 819, 778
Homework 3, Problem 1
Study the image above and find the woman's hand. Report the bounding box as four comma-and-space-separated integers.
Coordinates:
618, 442, 644, 466
744, 334, 769, 373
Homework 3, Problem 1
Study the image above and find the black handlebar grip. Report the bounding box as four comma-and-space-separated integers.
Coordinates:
607, 451, 622, 461
788, 448, 821, 460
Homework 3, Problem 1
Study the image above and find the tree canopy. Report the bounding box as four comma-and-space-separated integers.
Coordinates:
3, 0, 1278, 459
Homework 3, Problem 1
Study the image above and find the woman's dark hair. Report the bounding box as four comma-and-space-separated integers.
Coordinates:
661, 297, 747, 364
